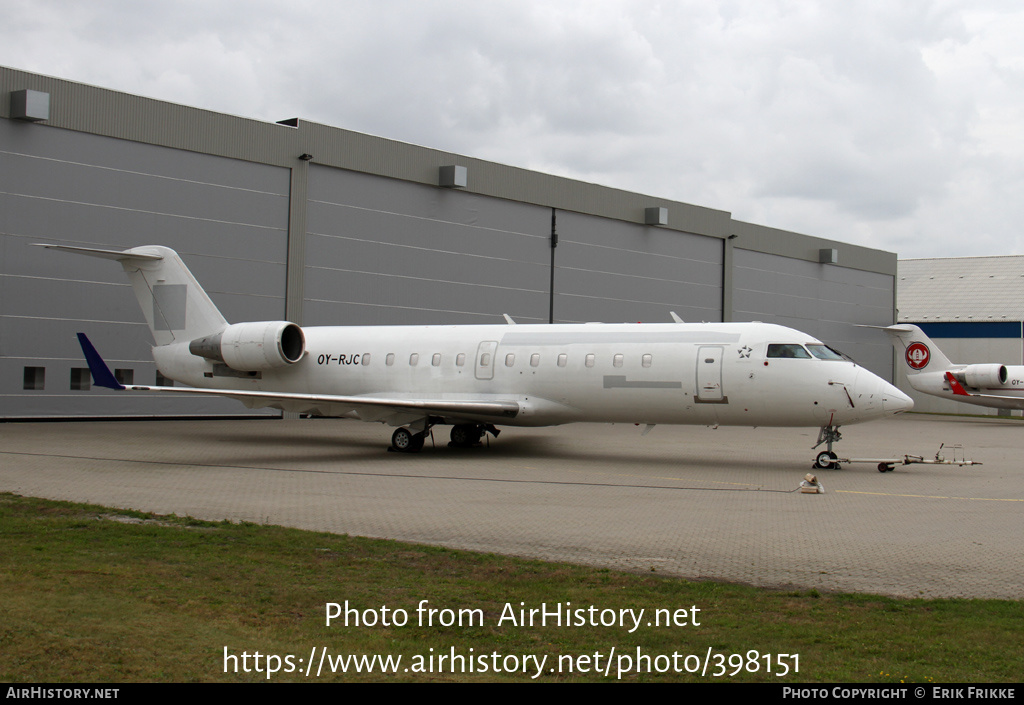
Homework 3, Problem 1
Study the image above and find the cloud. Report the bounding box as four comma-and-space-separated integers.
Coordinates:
2, 0, 1024, 258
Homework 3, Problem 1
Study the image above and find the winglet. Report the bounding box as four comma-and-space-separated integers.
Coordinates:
944, 371, 970, 397
76, 333, 124, 390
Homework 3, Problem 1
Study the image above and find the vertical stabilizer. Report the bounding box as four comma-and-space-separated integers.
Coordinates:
883, 324, 955, 375
38, 244, 228, 346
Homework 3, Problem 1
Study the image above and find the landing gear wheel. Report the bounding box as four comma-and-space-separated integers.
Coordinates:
813, 422, 843, 470
814, 451, 838, 470
391, 427, 424, 453
450, 424, 484, 447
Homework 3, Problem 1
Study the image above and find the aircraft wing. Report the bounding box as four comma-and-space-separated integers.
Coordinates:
120, 384, 521, 422
77, 333, 519, 424
944, 372, 1024, 410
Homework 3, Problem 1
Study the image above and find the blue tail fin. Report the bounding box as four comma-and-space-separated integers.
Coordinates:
76, 333, 124, 390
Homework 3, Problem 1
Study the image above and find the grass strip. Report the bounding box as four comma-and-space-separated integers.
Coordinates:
1, 492, 1019, 683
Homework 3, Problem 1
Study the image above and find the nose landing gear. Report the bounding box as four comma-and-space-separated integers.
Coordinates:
814, 450, 839, 470
812, 424, 843, 470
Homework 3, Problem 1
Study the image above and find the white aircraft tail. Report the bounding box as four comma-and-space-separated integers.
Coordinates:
882, 324, 955, 376
38, 244, 228, 346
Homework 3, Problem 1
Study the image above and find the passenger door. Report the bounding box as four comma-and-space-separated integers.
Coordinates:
696, 345, 726, 403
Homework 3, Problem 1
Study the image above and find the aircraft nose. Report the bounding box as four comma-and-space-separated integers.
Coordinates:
852, 369, 913, 417
880, 380, 913, 414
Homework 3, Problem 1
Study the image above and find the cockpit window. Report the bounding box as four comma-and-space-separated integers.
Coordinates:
806, 344, 847, 361
767, 344, 812, 359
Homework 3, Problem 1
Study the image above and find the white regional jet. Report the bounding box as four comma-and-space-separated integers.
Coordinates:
44, 245, 912, 466
885, 324, 1024, 411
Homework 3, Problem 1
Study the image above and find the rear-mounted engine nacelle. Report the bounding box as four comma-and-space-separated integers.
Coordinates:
189, 321, 305, 371
954, 363, 1008, 388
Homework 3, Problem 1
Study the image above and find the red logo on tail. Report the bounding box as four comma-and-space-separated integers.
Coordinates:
906, 342, 930, 370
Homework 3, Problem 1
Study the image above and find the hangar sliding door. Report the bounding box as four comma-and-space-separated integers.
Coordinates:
552, 210, 723, 324
0, 120, 291, 417
731, 249, 895, 380
304, 167, 551, 326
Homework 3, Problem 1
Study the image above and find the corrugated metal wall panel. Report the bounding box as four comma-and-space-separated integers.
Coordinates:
0, 115, 291, 417
554, 210, 723, 324
732, 248, 895, 379
305, 166, 550, 325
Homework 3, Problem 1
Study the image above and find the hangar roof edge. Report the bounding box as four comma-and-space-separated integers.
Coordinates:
1, 64, 893, 274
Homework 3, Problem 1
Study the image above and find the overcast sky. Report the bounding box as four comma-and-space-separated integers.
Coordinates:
3, 0, 1023, 259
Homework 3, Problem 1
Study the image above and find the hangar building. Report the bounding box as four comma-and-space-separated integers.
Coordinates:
898, 255, 1024, 416
1, 66, 898, 418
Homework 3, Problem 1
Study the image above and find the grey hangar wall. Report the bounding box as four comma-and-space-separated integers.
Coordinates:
0, 66, 898, 418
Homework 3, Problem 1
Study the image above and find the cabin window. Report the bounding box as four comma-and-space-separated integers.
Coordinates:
480, 353, 491, 367
767, 344, 811, 359
613, 354, 624, 368
70, 368, 91, 391
642, 354, 652, 368
386, 353, 395, 366
409, 353, 419, 366
456, 353, 466, 367
530, 353, 540, 367
505, 353, 516, 367
432, 353, 441, 367
585, 354, 595, 368
23, 366, 45, 390
557, 353, 567, 367
362, 354, 371, 366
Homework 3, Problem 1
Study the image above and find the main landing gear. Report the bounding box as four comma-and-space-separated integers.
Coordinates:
447, 423, 499, 449
390, 426, 426, 453
812, 424, 843, 470
449, 423, 485, 448
388, 421, 499, 453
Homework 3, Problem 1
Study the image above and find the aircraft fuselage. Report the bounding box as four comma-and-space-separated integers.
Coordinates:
153, 321, 904, 428
908, 367, 1024, 410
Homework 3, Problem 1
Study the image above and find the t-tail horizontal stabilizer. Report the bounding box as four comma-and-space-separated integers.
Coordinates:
76, 333, 124, 390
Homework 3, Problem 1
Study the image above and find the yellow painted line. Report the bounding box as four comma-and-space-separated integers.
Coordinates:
838, 490, 1024, 502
